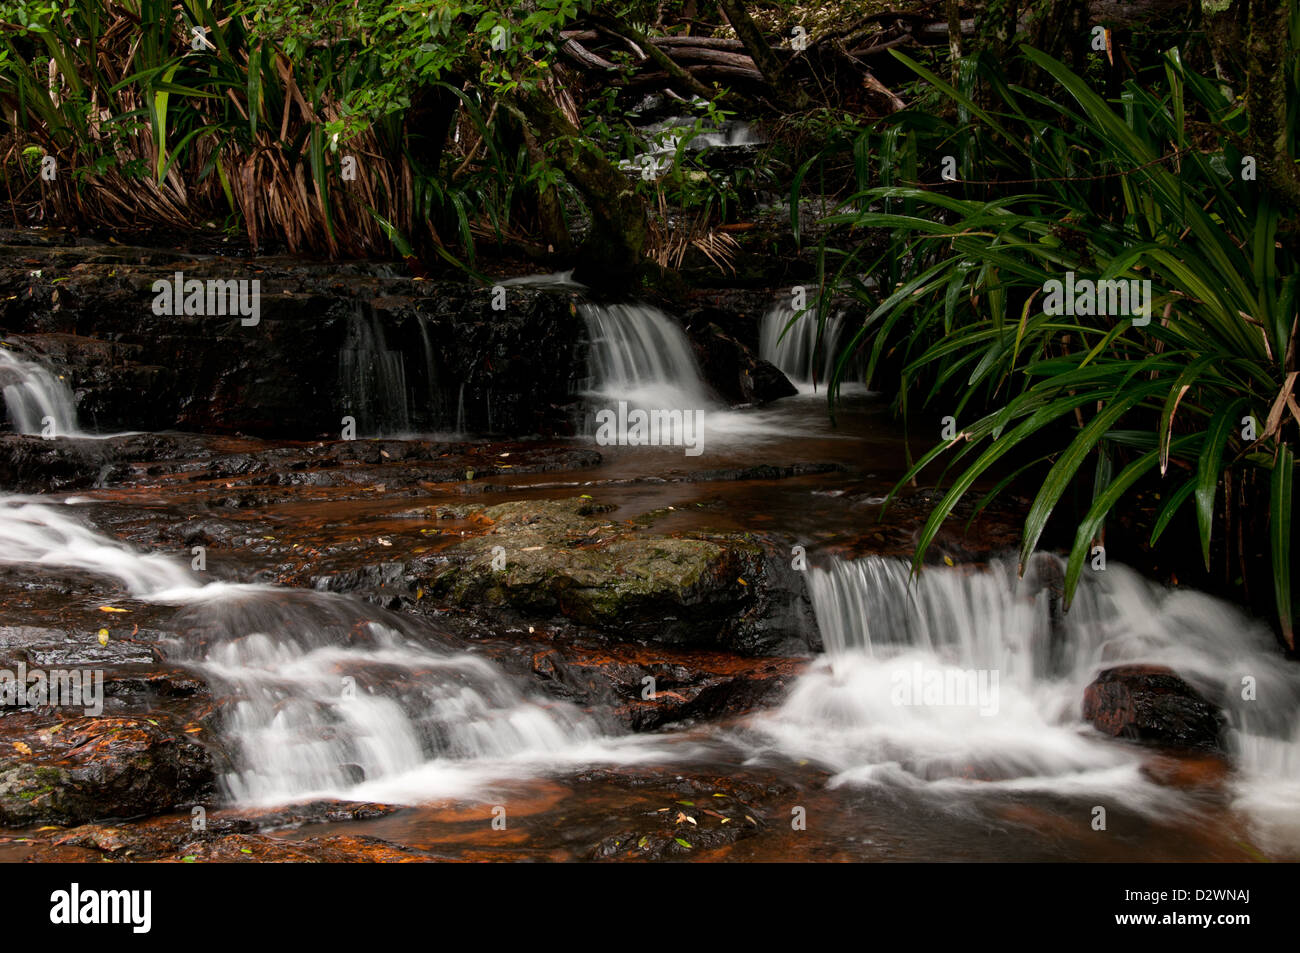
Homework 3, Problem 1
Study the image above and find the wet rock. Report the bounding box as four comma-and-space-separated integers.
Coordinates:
1139, 752, 1232, 789
1082, 665, 1226, 751
0, 432, 208, 492
423, 497, 817, 654
0, 429, 602, 497
483, 637, 804, 730
0, 715, 215, 825
686, 317, 797, 405
27, 818, 429, 863
576, 770, 774, 861
195, 800, 402, 834
2, 246, 589, 436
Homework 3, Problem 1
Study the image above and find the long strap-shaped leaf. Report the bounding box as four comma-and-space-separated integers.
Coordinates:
1271, 444, 1295, 650
1019, 378, 1170, 569
1065, 433, 1200, 604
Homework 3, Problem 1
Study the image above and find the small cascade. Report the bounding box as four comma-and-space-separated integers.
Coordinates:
577, 300, 820, 447
759, 303, 856, 389
756, 553, 1300, 850
414, 315, 441, 427
579, 302, 712, 410
0, 498, 602, 805
0, 347, 80, 436
338, 310, 410, 436
167, 592, 597, 803
685, 119, 763, 149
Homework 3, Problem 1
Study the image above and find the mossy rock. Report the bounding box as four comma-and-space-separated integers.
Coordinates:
424, 498, 816, 654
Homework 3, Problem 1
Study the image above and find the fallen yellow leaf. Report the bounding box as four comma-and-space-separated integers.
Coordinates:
13, 742, 32, 755
98, 606, 129, 613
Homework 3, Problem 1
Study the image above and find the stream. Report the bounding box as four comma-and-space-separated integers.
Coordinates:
0, 284, 1297, 863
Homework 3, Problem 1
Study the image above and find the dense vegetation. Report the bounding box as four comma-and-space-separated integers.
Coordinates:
2, 0, 1296, 644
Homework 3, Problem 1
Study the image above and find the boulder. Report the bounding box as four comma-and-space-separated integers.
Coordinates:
0, 715, 215, 825
422, 497, 818, 655
1082, 664, 1225, 751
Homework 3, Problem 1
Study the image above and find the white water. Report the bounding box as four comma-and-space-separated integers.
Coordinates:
581, 302, 712, 411
759, 303, 864, 392
579, 301, 819, 447
752, 553, 1300, 853
0, 497, 670, 805
338, 310, 409, 436
164, 591, 610, 804
0, 347, 80, 436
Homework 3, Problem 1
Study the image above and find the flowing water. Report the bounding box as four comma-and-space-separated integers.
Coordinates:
338, 309, 410, 436
580, 301, 712, 411
579, 300, 839, 446
0, 497, 651, 807
748, 553, 1300, 855
0, 347, 80, 436
759, 301, 866, 391
3, 291, 1298, 861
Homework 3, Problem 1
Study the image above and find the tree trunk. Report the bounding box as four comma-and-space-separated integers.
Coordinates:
716, 0, 811, 108
947, 0, 963, 84
501, 85, 648, 286
1245, 0, 1300, 209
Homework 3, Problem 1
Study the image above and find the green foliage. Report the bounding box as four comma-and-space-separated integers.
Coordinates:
811, 39, 1299, 642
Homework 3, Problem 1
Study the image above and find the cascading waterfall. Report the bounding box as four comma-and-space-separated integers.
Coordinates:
0, 347, 79, 436
338, 310, 410, 436
166, 593, 597, 803
0, 497, 606, 805
413, 314, 444, 431
580, 301, 712, 411
759, 303, 856, 389
579, 300, 828, 446
755, 552, 1300, 851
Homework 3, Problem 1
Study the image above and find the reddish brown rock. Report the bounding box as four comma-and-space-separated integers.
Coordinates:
0, 714, 214, 826
1082, 665, 1225, 751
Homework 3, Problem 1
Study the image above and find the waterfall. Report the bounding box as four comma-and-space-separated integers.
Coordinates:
756, 553, 1300, 851
0, 497, 604, 805
338, 310, 410, 436
166, 592, 597, 803
579, 302, 712, 410
414, 314, 442, 429
578, 300, 821, 446
759, 303, 855, 389
0, 346, 79, 436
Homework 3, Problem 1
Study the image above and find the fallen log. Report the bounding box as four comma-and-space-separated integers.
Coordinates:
657, 47, 759, 71
561, 38, 617, 70
622, 63, 768, 88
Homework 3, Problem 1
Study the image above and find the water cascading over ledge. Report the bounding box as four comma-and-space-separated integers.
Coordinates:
577, 300, 813, 449
758, 301, 870, 392
0, 347, 80, 436
0, 497, 606, 805
755, 552, 1300, 852
337, 308, 411, 437
579, 301, 713, 412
